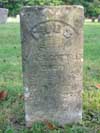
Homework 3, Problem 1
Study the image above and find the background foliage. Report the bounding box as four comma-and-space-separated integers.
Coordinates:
0, 0, 100, 17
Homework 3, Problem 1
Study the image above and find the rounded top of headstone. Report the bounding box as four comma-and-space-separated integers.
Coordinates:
21, 5, 84, 11
0, 8, 8, 11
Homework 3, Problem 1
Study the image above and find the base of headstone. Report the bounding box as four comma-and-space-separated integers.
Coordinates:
0, 8, 8, 24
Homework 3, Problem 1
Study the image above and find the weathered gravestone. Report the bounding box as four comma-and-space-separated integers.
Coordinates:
0, 8, 8, 24
98, 15, 100, 22
20, 6, 84, 127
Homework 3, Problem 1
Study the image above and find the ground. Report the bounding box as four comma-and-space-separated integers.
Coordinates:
0, 22, 100, 133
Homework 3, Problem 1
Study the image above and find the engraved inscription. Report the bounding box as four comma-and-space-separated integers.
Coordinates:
31, 20, 76, 40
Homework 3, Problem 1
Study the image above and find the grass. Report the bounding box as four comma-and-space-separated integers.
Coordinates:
0, 22, 100, 133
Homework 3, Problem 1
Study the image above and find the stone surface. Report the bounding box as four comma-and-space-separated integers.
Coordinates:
20, 6, 84, 127
0, 8, 8, 24
98, 15, 100, 22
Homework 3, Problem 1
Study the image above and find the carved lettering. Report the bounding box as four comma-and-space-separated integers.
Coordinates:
31, 20, 76, 40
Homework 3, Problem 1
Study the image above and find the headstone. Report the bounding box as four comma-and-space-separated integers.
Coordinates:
91, 16, 96, 22
0, 8, 8, 24
98, 15, 100, 22
20, 6, 84, 127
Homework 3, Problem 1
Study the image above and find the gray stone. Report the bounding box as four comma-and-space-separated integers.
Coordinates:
98, 15, 100, 22
0, 8, 8, 24
20, 5, 84, 127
